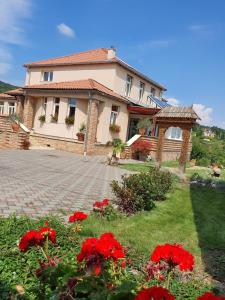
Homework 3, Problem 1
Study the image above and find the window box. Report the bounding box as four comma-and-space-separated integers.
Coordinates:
65, 116, 74, 126
109, 124, 121, 133
76, 132, 85, 141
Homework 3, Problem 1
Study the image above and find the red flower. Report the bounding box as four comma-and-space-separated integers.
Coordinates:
197, 292, 225, 300
135, 286, 175, 300
36, 256, 61, 277
39, 226, 56, 244
77, 232, 125, 275
151, 243, 194, 272
68, 211, 88, 223
19, 230, 43, 252
19, 222, 56, 252
93, 199, 109, 211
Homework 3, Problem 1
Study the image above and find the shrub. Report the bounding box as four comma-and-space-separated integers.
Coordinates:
38, 115, 46, 123
111, 167, 173, 214
65, 116, 74, 125
198, 157, 211, 167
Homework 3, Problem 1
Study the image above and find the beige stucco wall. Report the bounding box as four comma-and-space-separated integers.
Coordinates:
114, 64, 162, 106
33, 97, 88, 140
26, 64, 116, 90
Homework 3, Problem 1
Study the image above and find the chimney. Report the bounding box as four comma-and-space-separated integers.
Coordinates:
107, 47, 116, 59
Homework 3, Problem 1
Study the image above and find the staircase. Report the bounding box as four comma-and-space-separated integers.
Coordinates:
0, 116, 30, 150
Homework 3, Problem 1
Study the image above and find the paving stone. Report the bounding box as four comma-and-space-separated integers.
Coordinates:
0, 149, 130, 217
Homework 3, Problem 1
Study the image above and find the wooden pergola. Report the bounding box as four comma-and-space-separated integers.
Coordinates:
154, 106, 200, 173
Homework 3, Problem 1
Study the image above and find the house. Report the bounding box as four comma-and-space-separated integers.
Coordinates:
203, 128, 215, 138
0, 93, 17, 116
1, 48, 199, 162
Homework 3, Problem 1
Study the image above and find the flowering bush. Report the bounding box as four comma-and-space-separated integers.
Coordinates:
135, 286, 175, 300
93, 198, 109, 211
93, 198, 118, 220
131, 139, 153, 158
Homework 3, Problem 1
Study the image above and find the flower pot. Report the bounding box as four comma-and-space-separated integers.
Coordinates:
11, 122, 20, 133
139, 128, 145, 136
77, 132, 85, 141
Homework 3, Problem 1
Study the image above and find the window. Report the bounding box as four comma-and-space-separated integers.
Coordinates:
53, 98, 60, 116
0, 101, 4, 115
8, 102, 15, 115
42, 71, 53, 82
151, 87, 156, 97
139, 82, 145, 100
43, 98, 47, 114
110, 105, 119, 125
166, 127, 183, 140
125, 75, 133, 97
68, 99, 76, 117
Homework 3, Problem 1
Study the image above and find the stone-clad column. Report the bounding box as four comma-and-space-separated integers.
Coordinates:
179, 127, 191, 173
85, 99, 99, 155
23, 96, 35, 130
156, 125, 167, 164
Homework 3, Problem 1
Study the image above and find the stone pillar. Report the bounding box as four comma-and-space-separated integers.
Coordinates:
16, 96, 25, 122
179, 127, 191, 173
156, 125, 166, 164
86, 99, 99, 155
23, 96, 35, 130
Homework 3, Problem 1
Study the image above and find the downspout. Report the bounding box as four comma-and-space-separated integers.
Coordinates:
83, 91, 92, 156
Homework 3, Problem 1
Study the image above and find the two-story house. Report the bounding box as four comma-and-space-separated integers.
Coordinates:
3, 47, 195, 160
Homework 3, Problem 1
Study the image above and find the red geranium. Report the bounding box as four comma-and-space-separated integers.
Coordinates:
36, 256, 61, 277
93, 199, 109, 210
19, 230, 43, 252
151, 243, 194, 272
19, 222, 56, 252
135, 286, 175, 300
69, 211, 88, 223
197, 292, 225, 300
77, 232, 125, 275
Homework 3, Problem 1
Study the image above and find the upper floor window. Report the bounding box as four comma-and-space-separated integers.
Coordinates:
139, 82, 145, 100
125, 75, 133, 97
0, 101, 4, 115
8, 102, 15, 115
42, 71, 53, 82
110, 105, 119, 125
68, 99, 76, 117
165, 127, 183, 141
151, 87, 156, 97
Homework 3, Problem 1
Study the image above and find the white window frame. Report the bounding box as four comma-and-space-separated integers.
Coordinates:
110, 105, 119, 125
8, 102, 16, 115
42, 71, 53, 82
139, 82, 145, 100
166, 127, 183, 141
53, 98, 60, 116
68, 98, 76, 117
125, 75, 133, 97
0, 101, 4, 115
151, 87, 156, 97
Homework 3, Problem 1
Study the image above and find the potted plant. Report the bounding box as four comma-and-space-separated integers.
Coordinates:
109, 124, 121, 133
8, 113, 21, 133
76, 122, 86, 141
51, 113, 58, 123
108, 139, 126, 165
22, 139, 30, 150
65, 116, 74, 126
39, 115, 46, 123
137, 118, 151, 136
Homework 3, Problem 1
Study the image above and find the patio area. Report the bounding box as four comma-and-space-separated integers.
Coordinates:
0, 150, 128, 217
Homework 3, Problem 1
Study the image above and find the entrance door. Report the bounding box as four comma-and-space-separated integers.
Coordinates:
128, 118, 139, 140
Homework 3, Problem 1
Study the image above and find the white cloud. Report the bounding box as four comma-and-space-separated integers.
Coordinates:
166, 97, 180, 106
0, 0, 32, 45
57, 23, 75, 38
189, 24, 214, 37
193, 104, 213, 126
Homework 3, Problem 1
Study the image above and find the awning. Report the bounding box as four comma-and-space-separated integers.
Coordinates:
128, 105, 160, 115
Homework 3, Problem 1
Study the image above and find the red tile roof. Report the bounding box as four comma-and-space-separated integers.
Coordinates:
0, 93, 16, 100
24, 48, 166, 91
24, 48, 110, 67
24, 79, 128, 102
6, 88, 24, 96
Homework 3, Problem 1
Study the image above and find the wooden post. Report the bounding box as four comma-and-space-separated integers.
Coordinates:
156, 126, 166, 165
179, 127, 191, 173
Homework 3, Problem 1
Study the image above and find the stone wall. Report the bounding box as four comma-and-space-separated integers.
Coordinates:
0, 116, 30, 150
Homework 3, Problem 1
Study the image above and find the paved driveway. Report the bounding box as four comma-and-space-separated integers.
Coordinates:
0, 150, 128, 217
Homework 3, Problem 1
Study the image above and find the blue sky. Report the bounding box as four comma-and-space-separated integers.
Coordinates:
0, 0, 225, 128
